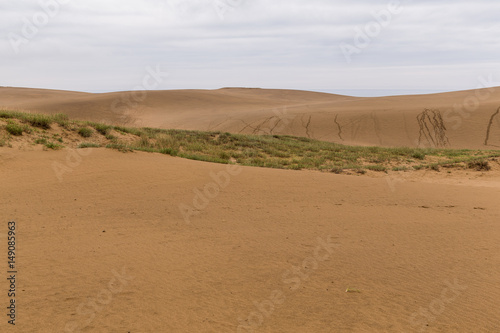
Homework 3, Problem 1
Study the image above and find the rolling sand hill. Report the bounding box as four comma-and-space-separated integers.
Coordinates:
1, 86, 500, 149
1, 87, 499, 332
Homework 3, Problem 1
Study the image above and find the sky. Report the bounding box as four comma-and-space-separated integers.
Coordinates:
1, 0, 500, 96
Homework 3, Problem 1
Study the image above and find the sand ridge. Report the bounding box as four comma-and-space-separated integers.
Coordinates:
2, 86, 500, 149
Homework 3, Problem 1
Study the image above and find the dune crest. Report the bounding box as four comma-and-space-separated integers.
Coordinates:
1, 86, 500, 149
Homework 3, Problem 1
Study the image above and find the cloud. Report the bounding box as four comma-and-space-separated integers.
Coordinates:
1, 0, 499, 95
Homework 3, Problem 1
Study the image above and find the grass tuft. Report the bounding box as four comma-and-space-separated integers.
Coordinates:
53, 113, 70, 128
78, 127, 93, 138
78, 143, 100, 149
44, 142, 63, 150
6, 121, 24, 136
412, 152, 426, 160
23, 113, 52, 129
365, 165, 387, 172
330, 167, 343, 174
93, 123, 112, 135
467, 160, 491, 171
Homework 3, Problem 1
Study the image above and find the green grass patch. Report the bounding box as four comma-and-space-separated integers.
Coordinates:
0, 135, 8, 147
78, 127, 93, 138
159, 148, 178, 156
467, 160, 491, 171
23, 113, 52, 129
113, 126, 142, 136
106, 143, 133, 152
365, 165, 388, 172
89, 123, 112, 135
78, 143, 100, 149
35, 138, 48, 145
1, 110, 499, 174
45, 142, 63, 150
53, 113, 70, 128
5, 121, 24, 136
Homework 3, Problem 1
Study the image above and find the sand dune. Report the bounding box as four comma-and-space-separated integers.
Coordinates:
0, 148, 499, 332
2, 86, 500, 149
1, 86, 500, 332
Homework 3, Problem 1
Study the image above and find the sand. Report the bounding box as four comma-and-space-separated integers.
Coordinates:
0, 147, 499, 332
1, 87, 499, 332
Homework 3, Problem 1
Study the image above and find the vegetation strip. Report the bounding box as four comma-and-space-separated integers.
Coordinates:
1, 110, 499, 173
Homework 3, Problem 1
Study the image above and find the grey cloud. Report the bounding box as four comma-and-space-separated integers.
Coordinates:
1, 0, 499, 95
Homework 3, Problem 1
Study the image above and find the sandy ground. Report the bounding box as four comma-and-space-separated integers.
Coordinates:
2, 86, 500, 149
1, 147, 499, 332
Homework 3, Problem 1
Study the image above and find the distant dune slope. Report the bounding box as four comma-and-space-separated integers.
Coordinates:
1, 86, 500, 149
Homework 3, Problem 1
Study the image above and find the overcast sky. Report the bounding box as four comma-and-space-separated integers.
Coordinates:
1, 0, 500, 96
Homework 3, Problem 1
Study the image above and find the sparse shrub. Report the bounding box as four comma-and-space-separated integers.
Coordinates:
24, 125, 34, 134
93, 123, 112, 135
467, 160, 491, 171
369, 157, 385, 164
106, 143, 132, 152
290, 164, 303, 170
35, 138, 48, 145
430, 164, 440, 172
0, 135, 8, 147
159, 148, 178, 156
6, 121, 24, 136
45, 142, 62, 150
331, 167, 343, 174
0, 111, 22, 119
24, 113, 52, 129
78, 143, 100, 148
137, 136, 150, 147
78, 127, 93, 138
412, 152, 426, 160
52, 134, 63, 143
219, 151, 230, 160
366, 165, 387, 172
53, 113, 70, 127
113, 126, 141, 136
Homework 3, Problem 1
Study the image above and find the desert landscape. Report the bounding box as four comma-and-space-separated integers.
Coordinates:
3, 1, 500, 332
1, 86, 500, 333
